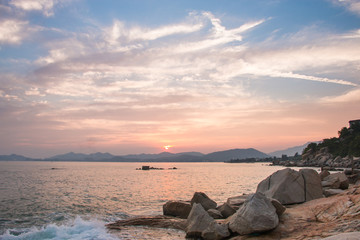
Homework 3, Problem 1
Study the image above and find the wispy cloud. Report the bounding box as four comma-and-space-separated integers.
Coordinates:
9, 0, 57, 16
0, 19, 29, 45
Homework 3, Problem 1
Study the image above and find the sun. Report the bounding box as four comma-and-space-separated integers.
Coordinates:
163, 145, 173, 150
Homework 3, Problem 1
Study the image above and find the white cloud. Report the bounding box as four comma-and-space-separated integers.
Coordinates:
321, 88, 360, 103
9, 0, 57, 16
337, 0, 360, 15
0, 19, 29, 44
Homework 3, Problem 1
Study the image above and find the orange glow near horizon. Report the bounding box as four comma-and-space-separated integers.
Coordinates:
163, 145, 173, 151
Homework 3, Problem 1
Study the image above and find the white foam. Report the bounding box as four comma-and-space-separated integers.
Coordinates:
0, 216, 120, 240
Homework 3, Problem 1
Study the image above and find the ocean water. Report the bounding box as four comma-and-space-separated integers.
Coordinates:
0, 161, 290, 240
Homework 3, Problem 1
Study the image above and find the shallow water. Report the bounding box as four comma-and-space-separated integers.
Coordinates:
0, 161, 293, 239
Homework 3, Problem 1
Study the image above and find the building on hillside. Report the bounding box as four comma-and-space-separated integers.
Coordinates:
349, 119, 360, 128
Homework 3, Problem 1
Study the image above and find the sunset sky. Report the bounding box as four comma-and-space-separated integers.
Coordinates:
1, 0, 360, 158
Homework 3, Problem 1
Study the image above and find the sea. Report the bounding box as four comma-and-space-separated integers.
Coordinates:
0, 161, 299, 240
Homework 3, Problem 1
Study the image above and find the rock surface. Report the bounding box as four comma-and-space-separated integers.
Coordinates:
186, 203, 214, 238
321, 232, 360, 239
191, 192, 217, 210
229, 192, 279, 235
322, 172, 349, 190
207, 209, 223, 219
202, 221, 230, 240
256, 168, 323, 204
217, 202, 236, 218
163, 200, 192, 219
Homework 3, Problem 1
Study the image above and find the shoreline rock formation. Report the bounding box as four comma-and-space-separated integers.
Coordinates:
107, 168, 360, 239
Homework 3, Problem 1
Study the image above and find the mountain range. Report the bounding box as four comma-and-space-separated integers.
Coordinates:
0, 143, 313, 162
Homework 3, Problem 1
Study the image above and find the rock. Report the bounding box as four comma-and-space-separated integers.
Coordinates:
163, 200, 192, 219
319, 170, 330, 180
229, 192, 279, 235
323, 172, 349, 190
323, 188, 345, 197
226, 194, 248, 207
207, 209, 223, 219
217, 202, 236, 218
270, 198, 286, 216
186, 203, 214, 238
256, 168, 323, 205
106, 215, 187, 231
191, 192, 217, 210
300, 169, 324, 201
202, 221, 230, 240
321, 232, 360, 239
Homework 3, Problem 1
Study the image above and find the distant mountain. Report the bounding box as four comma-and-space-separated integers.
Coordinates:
203, 148, 269, 162
1, 148, 269, 162
48, 152, 114, 161
268, 142, 320, 157
0, 154, 37, 161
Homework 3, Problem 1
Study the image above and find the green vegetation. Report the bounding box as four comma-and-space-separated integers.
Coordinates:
303, 121, 360, 157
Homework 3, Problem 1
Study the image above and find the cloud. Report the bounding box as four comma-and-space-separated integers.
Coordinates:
321, 87, 360, 103
9, 0, 57, 16
335, 0, 360, 15
0, 19, 29, 44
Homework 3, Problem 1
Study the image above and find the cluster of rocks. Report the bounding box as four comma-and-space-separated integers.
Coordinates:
108, 168, 360, 239
274, 147, 360, 169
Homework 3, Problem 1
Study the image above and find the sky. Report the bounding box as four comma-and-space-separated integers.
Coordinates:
1, 0, 360, 158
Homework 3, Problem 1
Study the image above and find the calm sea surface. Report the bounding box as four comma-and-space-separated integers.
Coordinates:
0, 161, 294, 240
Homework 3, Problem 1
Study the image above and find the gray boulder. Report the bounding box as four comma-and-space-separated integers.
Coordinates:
270, 198, 286, 216
319, 169, 330, 180
323, 188, 345, 197
217, 202, 236, 218
191, 192, 217, 210
186, 203, 214, 238
163, 200, 192, 219
300, 169, 324, 201
229, 192, 279, 235
201, 221, 230, 240
226, 194, 248, 208
256, 168, 323, 204
207, 209, 223, 219
322, 172, 349, 190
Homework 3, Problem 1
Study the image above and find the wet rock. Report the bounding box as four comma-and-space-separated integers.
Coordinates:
191, 192, 217, 210
163, 200, 192, 219
186, 203, 214, 238
217, 202, 236, 218
207, 209, 223, 219
229, 192, 279, 235
202, 221, 230, 240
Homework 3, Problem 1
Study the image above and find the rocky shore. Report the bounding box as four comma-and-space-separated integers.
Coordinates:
107, 168, 360, 239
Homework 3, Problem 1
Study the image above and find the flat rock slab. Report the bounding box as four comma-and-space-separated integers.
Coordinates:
106, 215, 187, 231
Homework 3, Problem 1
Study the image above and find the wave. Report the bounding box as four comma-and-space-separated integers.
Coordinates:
0, 216, 120, 240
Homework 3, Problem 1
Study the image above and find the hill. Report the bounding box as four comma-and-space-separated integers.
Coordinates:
268, 142, 320, 158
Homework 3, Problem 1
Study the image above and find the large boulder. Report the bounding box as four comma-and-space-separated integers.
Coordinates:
229, 192, 279, 235
300, 169, 324, 201
256, 168, 323, 204
186, 203, 214, 238
201, 221, 230, 240
207, 209, 223, 219
322, 172, 349, 190
163, 200, 192, 219
191, 192, 217, 210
